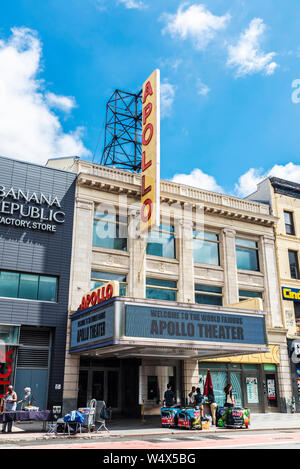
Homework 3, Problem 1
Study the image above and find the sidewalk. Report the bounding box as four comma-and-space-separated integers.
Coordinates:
1, 413, 300, 444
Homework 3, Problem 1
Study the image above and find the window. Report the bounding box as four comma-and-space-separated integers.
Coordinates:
295, 303, 300, 335
193, 231, 220, 266
146, 278, 177, 302
38, 276, 57, 301
147, 376, 159, 401
199, 367, 227, 408
239, 290, 263, 302
284, 211, 295, 236
91, 271, 127, 296
0, 271, 57, 302
236, 238, 259, 271
146, 225, 175, 259
93, 207, 127, 251
289, 250, 300, 279
195, 285, 223, 306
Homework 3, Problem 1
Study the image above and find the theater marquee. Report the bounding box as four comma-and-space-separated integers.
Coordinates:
69, 298, 269, 358
141, 69, 160, 234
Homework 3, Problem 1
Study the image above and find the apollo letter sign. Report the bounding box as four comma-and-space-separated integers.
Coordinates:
80, 281, 119, 311
141, 69, 160, 233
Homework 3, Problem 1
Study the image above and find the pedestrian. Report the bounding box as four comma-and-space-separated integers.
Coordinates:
1, 385, 17, 433
223, 384, 235, 408
207, 389, 218, 426
194, 387, 205, 420
164, 383, 175, 407
18, 387, 34, 410
187, 386, 196, 406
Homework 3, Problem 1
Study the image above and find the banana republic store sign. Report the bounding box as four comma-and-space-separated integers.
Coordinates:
0, 185, 66, 233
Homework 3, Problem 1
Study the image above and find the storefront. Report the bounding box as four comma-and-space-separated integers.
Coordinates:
283, 286, 300, 412
0, 155, 76, 411
69, 291, 269, 416
198, 358, 280, 413
287, 338, 300, 412
0, 325, 19, 410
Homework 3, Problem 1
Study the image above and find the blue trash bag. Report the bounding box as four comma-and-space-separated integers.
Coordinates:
63, 410, 85, 423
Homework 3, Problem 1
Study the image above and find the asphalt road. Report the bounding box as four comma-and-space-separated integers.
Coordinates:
1, 429, 300, 450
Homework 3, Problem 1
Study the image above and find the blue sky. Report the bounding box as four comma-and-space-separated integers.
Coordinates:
1, 0, 300, 197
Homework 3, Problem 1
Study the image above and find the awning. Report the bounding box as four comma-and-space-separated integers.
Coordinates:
69, 297, 269, 360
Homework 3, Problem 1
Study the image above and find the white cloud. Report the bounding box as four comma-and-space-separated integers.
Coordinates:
196, 78, 210, 96
227, 18, 278, 77
45, 92, 77, 113
159, 57, 183, 71
171, 168, 223, 193
161, 3, 231, 50
0, 27, 90, 164
160, 82, 176, 117
234, 163, 300, 197
117, 0, 146, 9
171, 163, 300, 198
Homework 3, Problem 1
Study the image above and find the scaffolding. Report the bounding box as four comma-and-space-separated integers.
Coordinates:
99, 89, 143, 172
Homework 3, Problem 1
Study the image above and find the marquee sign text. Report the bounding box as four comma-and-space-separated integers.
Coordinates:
141, 69, 160, 233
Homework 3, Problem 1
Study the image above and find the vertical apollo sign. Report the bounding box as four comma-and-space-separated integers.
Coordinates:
141, 69, 160, 233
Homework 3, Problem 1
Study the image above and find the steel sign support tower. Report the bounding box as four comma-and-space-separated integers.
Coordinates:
100, 89, 143, 172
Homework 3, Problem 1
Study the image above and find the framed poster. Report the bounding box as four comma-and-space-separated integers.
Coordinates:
266, 378, 276, 400
246, 377, 259, 404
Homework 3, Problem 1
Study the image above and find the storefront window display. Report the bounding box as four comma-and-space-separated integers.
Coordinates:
198, 362, 272, 411
199, 364, 227, 408
296, 368, 300, 402
0, 325, 19, 407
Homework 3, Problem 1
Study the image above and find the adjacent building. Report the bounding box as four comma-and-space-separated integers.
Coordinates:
247, 177, 300, 411
47, 158, 289, 415
0, 155, 76, 411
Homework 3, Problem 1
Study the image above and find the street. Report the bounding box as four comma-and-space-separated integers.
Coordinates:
1, 430, 300, 450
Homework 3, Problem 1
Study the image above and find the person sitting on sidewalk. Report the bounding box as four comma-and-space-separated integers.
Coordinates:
18, 387, 37, 410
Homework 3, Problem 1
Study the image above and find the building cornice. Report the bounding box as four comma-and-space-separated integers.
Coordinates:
77, 162, 277, 227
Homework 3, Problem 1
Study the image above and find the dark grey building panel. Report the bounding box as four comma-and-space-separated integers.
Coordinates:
0, 155, 76, 409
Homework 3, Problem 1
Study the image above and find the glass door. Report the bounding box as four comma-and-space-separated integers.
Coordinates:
230, 372, 243, 407
243, 366, 262, 411
92, 370, 105, 401
265, 374, 278, 408
107, 370, 119, 408
78, 370, 88, 408
79, 367, 121, 411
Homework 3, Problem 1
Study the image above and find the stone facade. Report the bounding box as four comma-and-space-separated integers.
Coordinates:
47, 158, 288, 413
247, 177, 300, 409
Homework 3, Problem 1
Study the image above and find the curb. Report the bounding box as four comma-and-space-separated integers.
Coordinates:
1, 426, 300, 444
